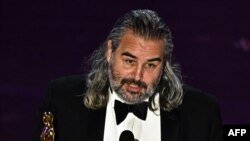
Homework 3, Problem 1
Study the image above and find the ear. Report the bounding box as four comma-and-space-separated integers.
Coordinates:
106, 40, 112, 63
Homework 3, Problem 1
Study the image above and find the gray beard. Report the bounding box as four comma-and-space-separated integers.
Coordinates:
108, 67, 161, 104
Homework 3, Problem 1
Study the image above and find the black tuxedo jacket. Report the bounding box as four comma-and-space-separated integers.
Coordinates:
32, 75, 223, 141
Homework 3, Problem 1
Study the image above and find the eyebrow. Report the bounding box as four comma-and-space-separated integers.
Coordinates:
121, 51, 162, 62
148, 58, 162, 62
121, 52, 136, 59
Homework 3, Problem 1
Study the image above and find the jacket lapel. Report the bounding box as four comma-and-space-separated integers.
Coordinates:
85, 107, 107, 141
161, 109, 181, 141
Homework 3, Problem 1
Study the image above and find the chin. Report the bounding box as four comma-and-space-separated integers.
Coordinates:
121, 92, 147, 104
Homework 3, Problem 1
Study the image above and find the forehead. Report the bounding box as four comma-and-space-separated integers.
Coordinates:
116, 30, 165, 58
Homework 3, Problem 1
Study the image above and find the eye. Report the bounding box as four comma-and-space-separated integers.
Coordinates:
146, 63, 156, 69
125, 59, 135, 64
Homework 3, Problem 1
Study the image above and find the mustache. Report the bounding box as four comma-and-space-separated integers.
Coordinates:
121, 78, 147, 89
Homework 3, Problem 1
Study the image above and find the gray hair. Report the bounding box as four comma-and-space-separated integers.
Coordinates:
84, 9, 183, 111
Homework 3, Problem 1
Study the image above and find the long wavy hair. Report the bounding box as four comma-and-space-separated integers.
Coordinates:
84, 9, 183, 112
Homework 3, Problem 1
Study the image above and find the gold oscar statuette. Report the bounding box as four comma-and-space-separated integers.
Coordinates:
40, 112, 55, 141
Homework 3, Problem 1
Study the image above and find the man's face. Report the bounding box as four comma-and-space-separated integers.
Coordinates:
107, 30, 165, 104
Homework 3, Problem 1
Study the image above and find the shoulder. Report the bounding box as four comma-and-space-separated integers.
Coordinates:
43, 75, 87, 108
48, 75, 86, 96
178, 86, 223, 140
180, 85, 221, 117
43, 75, 89, 113
182, 85, 219, 107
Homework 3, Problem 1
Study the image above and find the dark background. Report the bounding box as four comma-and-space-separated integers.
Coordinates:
1, 0, 250, 140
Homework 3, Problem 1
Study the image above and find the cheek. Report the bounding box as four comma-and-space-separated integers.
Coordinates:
112, 65, 131, 78
111, 70, 121, 81
144, 69, 162, 85
111, 66, 130, 81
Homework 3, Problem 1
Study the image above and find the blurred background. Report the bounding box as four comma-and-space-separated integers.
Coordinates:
1, 0, 249, 140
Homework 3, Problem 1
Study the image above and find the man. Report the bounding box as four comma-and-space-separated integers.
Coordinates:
33, 9, 223, 141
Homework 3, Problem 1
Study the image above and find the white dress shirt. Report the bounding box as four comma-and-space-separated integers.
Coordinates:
103, 89, 161, 141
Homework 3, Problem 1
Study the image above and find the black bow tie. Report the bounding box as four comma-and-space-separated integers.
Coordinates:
114, 100, 148, 125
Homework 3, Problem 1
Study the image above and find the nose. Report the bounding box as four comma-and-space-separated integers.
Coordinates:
134, 65, 143, 81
